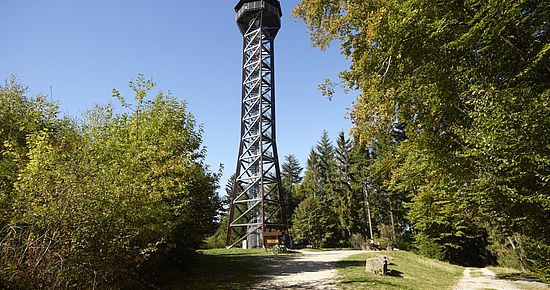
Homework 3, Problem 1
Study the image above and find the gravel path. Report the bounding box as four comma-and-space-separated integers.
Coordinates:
453, 268, 549, 290
253, 250, 367, 289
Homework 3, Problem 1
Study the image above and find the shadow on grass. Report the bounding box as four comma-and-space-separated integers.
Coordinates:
337, 260, 403, 278
260, 257, 342, 277
386, 269, 403, 277
495, 273, 543, 283
159, 254, 263, 289
161, 251, 347, 289
337, 260, 365, 269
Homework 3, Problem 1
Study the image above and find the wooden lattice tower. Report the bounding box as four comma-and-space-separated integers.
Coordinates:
226, 0, 286, 249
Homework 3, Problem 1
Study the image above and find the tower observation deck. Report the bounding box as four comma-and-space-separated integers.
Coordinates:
226, 0, 286, 249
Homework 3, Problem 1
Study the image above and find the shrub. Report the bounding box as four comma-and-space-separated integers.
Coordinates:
0, 76, 220, 288
349, 233, 365, 250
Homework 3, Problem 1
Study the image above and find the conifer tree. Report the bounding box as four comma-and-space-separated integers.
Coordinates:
292, 132, 340, 247
315, 130, 335, 201
333, 131, 358, 244
281, 154, 303, 222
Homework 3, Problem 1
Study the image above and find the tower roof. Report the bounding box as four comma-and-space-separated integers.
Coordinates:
235, 0, 282, 16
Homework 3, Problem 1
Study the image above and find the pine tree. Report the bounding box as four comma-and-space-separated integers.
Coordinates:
332, 131, 357, 244
299, 149, 321, 200
315, 130, 335, 201
292, 132, 340, 247
281, 154, 303, 222
350, 139, 375, 240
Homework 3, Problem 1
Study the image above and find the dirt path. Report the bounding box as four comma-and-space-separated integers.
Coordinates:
253, 250, 367, 289
453, 268, 549, 290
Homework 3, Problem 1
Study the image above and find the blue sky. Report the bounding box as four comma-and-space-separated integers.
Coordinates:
0, 0, 355, 191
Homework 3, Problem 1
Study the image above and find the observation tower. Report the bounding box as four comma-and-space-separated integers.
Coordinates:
226, 0, 286, 249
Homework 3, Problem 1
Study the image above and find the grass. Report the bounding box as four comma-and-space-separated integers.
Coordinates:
488, 267, 549, 290
159, 248, 299, 289
336, 250, 464, 290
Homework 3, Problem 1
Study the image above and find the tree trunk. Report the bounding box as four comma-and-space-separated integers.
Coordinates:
364, 184, 374, 240
508, 235, 527, 272
389, 200, 396, 242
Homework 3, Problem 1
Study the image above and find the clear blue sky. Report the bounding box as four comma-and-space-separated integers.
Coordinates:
0, 0, 355, 191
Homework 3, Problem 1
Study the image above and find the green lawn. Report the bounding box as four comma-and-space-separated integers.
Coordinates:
159, 248, 298, 289
336, 250, 464, 290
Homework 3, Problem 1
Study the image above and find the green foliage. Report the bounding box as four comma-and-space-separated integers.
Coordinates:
524, 237, 550, 283
0, 76, 220, 288
205, 175, 236, 249
292, 132, 342, 247
487, 232, 526, 271
291, 196, 322, 247
413, 232, 446, 261
0, 77, 63, 226
162, 248, 285, 289
332, 132, 357, 242
0, 77, 71, 288
205, 216, 229, 249
295, 0, 549, 279
293, 132, 408, 248
299, 131, 335, 202
291, 195, 337, 248
281, 154, 303, 223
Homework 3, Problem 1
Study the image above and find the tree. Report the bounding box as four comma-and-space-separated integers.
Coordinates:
206, 174, 236, 248
299, 130, 336, 203
294, 0, 549, 277
315, 130, 335, 202
291, 196, 324, 248
291, 195, 338, 248
349, 138, 375, 240
281, 155, 303, 192
298, 149, 321, 200
332, 131, 362, 244
1, 76, 221, 288
367, 124, 412, 248
0, 77, 63, 227
281, 154, 303, 222
292, 132, 341, 247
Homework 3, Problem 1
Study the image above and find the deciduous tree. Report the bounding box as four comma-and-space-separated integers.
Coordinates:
294, 0, 549, 277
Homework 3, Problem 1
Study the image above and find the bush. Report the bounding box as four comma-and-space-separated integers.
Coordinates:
0, 76, 220, 288
524, 237, 550, 283
487, 232, 525, 270
291, 196, 340, 248
349, 233, 365, 249
204, 216, 228, 249
377, 224, 396, 248
413, 233, 446, 261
